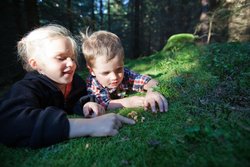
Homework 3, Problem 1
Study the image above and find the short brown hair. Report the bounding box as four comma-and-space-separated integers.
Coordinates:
81, 30, 124, 68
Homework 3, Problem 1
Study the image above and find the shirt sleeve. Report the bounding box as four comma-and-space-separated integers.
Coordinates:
124, 68, 152, 92
86, 75, 110, 109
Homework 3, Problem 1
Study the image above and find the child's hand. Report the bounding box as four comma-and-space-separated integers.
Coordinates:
83, 102, 105, 118
68, 113, 135, 138
125, 96, 145, 108
108, 96, 145, 109
86, 113, 135, 136
144, 91, 168, 112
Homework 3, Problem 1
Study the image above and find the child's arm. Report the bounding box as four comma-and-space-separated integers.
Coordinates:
68, 113, 135, 137
107, 96, 145, 110
143, 79, 168, 112
0, 85, 70, 148
107, 79, 168, 111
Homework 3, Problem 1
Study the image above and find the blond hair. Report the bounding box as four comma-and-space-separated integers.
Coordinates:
81, 30, 124, 68
17, 24, 78, 71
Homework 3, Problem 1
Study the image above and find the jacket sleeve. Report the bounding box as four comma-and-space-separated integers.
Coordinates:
0, 83, 69, 149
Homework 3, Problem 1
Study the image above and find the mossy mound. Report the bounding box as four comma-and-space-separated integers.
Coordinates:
163, 33, 198, 51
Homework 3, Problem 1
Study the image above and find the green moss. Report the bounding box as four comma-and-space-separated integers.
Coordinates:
1, 42, 249, 167
163, 33, 198, 52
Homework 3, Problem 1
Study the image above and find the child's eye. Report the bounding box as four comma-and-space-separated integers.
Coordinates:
102, 72, 109, 76
57, 57, 66, 61
57, 56, 76, 62
116, 67, 124, 73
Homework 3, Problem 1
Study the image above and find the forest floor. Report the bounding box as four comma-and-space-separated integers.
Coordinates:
0, 42, 249, 167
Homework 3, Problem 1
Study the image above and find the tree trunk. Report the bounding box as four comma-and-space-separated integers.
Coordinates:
99, 0, 103, 29
67, 0, 73, 32
201, 0, 209, 42
227, 0, 250, 41
107, 0, 111, 31
133, 0, 140, 58
25, 0, 40, 30
195, 0, 209, 43
0, 0, 25, 88
91, 0, 95, 20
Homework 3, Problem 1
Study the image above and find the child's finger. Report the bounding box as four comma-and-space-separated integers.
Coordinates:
143, 101, 149, 111
114, 119, 122, 129
144, 99, 157, 112
109, 129, 119, 136
83, 106, 99, 118
93, 105, 104, 116
148, 93, 168, 112
83, 107, 92, 118
157, 97, 165, 112
150, 101, 157, 113
117, 114, 136, 125
159, 95, 168, 112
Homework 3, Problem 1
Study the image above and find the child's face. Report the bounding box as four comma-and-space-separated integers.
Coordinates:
33, 37, 76, 86
89, 55, 124, 89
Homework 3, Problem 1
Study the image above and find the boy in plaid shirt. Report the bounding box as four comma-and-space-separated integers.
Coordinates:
81, 30, 168, 112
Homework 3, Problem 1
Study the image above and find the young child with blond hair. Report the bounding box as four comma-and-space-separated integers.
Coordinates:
0, 24, 135, 149
81, 30, 168, 112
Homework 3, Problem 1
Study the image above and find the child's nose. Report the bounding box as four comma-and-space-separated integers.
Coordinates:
110, 72, 118, 80
66, 57, 74, 67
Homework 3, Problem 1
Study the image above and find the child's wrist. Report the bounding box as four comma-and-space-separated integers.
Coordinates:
147, 88, 155, 92
147, 85, 159, 92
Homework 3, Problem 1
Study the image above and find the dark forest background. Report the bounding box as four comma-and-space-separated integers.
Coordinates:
0, 0, 249, 88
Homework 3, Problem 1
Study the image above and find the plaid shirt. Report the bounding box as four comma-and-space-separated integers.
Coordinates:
86, 67, 151, 109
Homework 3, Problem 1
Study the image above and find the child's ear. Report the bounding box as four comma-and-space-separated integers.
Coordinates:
28, 58, 39, 70
87, 65, 95, 76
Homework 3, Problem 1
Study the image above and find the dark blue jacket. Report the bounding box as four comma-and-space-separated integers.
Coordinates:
0, 71, 91, 148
